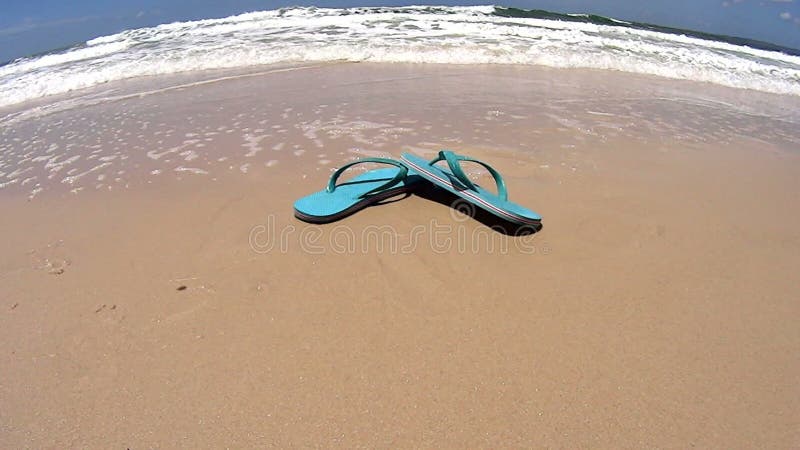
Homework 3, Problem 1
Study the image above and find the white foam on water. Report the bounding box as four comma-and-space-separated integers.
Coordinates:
29, 186, 43, 199
1, 5, 799, 110
174, 166, 209, 175
61, 162, 112, 185
180, 150, 199, 161
243, 134, 269, 157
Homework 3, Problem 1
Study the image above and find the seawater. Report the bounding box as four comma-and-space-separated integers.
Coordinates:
1, 5, 799, 109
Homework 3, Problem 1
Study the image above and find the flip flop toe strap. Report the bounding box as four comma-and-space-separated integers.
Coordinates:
326, 157, 409, 198
431, 150, 508, 200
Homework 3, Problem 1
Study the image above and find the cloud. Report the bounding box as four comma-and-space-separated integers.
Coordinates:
780, 11, 792, 19
769, 0, 793, 3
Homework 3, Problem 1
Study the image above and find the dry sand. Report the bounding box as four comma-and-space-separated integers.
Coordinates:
1, 63, 799, 447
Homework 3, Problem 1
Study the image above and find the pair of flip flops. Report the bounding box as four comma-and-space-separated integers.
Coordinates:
294, 150, 542, 225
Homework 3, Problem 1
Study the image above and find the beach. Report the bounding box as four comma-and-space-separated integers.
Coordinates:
1, 62, 799, 447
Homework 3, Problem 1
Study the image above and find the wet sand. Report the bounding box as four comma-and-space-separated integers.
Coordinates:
1, 63, 799, 447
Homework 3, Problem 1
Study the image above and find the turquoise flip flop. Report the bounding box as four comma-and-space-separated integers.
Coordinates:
401, 150, 542, 225
294, 157, 424, 223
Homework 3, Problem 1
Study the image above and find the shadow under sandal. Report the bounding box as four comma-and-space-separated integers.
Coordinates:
401, 150, 542, 225
293, 157, 424, 223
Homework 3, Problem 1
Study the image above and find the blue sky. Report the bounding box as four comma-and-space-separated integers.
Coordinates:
1, 0, 799, 63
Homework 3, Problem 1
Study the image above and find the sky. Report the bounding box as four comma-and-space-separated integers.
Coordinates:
1, 0, 799, 63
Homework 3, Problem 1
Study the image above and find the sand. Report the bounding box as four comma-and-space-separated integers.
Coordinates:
1, 63, 799, 447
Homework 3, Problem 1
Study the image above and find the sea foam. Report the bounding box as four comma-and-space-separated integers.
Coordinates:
0, 5, 799, 109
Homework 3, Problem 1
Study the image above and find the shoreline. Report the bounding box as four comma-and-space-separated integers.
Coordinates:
1, 63, 798, 201
3, 61, 800, 125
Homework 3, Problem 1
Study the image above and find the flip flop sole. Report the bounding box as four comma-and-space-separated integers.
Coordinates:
294, 168, 424, 223
293, 184, 417, 224
402, 153, 541, 225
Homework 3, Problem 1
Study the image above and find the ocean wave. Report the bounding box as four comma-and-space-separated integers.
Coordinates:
1, 5, 799, 108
